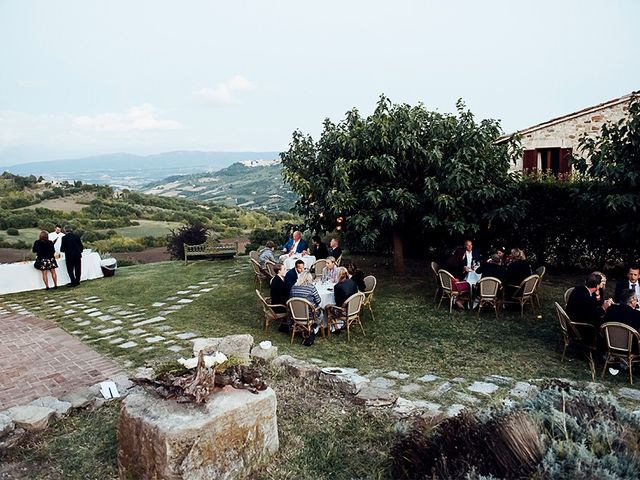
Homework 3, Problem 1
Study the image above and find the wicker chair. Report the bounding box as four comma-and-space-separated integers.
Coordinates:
563, 287, 575, 308
264, 260, 276, 279
554, 302, 596, 380
255, 289, 288, 332
502, 274, 539, 318
250, 258, 268, 290
362, 275, 377, 321
430, 261, 441, 302
249, 250, 260, 263
600, 322, 640, 384
476, 277, 503, 319
335, 254, 343, 266
533, 266, 546, 308
437, 269, 471, 313
328, 292, 366, 342
286, 297, 322, 345
312, 259, 327, 279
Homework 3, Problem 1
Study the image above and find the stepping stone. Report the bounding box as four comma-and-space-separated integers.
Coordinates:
70, 330, 83, 335
167, 345, 184, 352
468, 382, 499, 395
354, 386, 398, 407
177, 299, 193, 304
200, 288, 213, 292
455, 392, 480, 405
159, 310, 173, 316
167, 305, 185, 310
126, 303, 136, 307
107, 306, 124, 313
619, 387, 640, 402
164, 339, 176, 345
64, 309, 76, 314
416, 374, 439, 383
446, 404, 466, 417
111, 320, 123, 325
98, 326, 122, 335
77, 321, 91, 327
509, 382, 538, 399
451, 377, 466, 383
151, 302, 166, 307
176, 290, 190, 294
429, 382, 452, 397
98, 315, 114, 321
88, 311, 104, 317
145, 336, 165, 343
126, 314, 144, 319
400, 383, 422, 394
119, 341, 138, 349
132, 316, 166, 327
44, 300, 57, 304
88, 299, 102, 303
385, 371, 410, 380
73, 317, 86, 322
155, 325, 172, 332
109, 338, 126, 344
118, 310, 133, 316
84, 296, 99, 300
486, 375, 513, 385
7, 405, 55, 431
165, 296, 178, 301
128, 328, 146, 335
393, 397, 441, 416
84, 308, 98, 313
29, 397, 72, 418
190, 294, 202, 298
66, 300, 78, 304
50, 306, 63, 310
142, 346, 155, 351
371, 377, 396, 389
176, 332, 198, 340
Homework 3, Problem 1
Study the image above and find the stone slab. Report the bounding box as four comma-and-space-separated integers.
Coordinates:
468, 381, 499, 395
353, 386, 398, 407
29, 396, 72, 417
7, 405, 55, 431
118, 387, 279, 480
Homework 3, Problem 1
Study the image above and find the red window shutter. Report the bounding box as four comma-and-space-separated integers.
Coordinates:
559, 148, 572, 175
523, 150, 537, 172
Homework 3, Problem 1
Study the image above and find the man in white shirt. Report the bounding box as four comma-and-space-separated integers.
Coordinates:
48, 224, 64, 255
615, 266, 640, 305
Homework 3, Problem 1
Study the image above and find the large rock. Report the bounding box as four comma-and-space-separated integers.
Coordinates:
354, 386, 398, 407
29, 396, 72, 418
6, 405, 55, 431
273, 355, 320, 379
319, 367, 370, 395
250, 345, 278, 362
60, 386, 96, 409
193, 335, 254, 363
118, 386, 279, 480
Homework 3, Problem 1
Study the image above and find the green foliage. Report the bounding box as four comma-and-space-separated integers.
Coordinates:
281, 95, 521, 261
244, 227, 289, 253
166, 221, 209, 259
6, 227, 19, 236
88, 236, 145, 253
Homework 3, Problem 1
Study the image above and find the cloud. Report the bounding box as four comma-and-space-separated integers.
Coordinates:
193, 74, 254, 106
73, 103, 184, 131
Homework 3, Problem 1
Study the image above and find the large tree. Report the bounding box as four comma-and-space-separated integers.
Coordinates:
281, 96, 521, 272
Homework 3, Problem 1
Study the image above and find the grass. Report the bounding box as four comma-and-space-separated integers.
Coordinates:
0, 256, 623, 479
0, 227, 41, 246
99, 219, 182, 239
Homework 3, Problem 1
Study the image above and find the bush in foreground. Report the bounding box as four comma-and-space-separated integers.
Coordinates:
393, 382, 640, 479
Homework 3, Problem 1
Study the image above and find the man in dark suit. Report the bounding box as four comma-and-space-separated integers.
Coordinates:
477, 254, 506, 283
614, 266, 640, 304
60, 225, 84, 287
459, 240, 481, 278
603, 289, 640, 332
284, 260, 305, 296
327, 238, 342, 261
566, 273, 611, 329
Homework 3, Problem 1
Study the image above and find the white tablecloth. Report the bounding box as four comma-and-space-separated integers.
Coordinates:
315, 282, 336, 309
0, 252, 104, 295
465, 271, 482, 287
283, 255, 316, 271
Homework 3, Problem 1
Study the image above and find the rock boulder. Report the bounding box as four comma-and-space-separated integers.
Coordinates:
192, 335, 254, 363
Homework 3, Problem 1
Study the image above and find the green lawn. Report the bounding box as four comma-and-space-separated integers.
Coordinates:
99, 219, 182, 238
0, 257, 615, 479
0, 227, 41, 245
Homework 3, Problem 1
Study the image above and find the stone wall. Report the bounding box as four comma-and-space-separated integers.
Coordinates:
512, 98, 630, 171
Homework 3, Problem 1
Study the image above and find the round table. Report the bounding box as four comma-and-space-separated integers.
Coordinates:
314, 281, 336, 308
283, 255, 316, 271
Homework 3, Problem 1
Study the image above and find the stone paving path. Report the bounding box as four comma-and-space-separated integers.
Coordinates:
0, 264, 249, 408
0, 312, 123, 410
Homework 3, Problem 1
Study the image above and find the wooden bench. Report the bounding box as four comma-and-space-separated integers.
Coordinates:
184, 239, 238, 264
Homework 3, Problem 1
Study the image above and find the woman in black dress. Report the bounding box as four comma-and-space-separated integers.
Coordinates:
32, 230, 58, 289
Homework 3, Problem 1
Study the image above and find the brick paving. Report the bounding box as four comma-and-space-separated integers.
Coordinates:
0, 313, 123, 410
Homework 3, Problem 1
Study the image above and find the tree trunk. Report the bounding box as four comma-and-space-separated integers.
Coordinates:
393, 229, 405, 274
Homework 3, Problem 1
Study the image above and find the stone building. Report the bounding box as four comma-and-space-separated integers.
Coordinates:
501, 92, 634, 174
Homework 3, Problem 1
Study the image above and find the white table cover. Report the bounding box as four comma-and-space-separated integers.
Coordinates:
283, 254, 316, 271
315, 282, 336, 309
465, 271, 482, 286
0, 251, 104, 295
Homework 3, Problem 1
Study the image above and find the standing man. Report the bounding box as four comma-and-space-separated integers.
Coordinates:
614, 266, 640, 305
48, 224, 65, 255
60, 225, 84, 287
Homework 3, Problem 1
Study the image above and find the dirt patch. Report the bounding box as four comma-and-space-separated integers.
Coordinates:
112, 247, 171, 264
0, 248, 33, 264
21, 192, 96, 213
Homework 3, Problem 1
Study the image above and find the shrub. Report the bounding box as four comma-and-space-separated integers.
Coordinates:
166, 222, 209, 260
392, 383, 640, 479
89, 236, 145, 253
245, 227, 288, 254
6, 227, 19, 236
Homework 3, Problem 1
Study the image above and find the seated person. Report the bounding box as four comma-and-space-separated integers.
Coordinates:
603, 289, 640, 332
614, 266, 640, 304
282, 230, 308, 256
566, 273, 611, 330
284, 260, 305, 296
459, 239, 481, 278
308, 235, 328, 259
477, 254, 506, 283
327, 238, 342, 261
321, 256, 339, 283
591, 270, 607, 307
333, 267, 359, 307
345, 259, 366, 291
258, 241, 277, 270
504, 248, 532, 298
446, 246, 467, 280
289, 272, 321, 307
269, 263, 288, 313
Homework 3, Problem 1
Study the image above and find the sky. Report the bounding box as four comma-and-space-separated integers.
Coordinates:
0, 0, 638, 166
